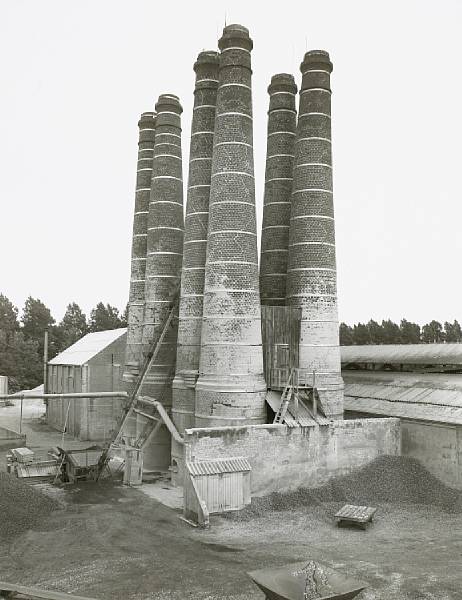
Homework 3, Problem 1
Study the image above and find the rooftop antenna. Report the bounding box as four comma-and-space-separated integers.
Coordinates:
224, 11, 227, 26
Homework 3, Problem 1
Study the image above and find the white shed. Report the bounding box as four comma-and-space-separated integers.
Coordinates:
184, 457, 251, 522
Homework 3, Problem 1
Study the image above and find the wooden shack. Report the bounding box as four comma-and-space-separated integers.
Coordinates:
184, 457, 251, 520
46, 328, 127, 441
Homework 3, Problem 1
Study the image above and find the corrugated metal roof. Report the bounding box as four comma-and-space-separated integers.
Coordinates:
49, 328, 127, 366
16, 461, 60, 478
344, 396, 462, 424
19, 383, 44, 395
344, 372, 462, 424
341, 343, 462, 365
187, 457, 251, 476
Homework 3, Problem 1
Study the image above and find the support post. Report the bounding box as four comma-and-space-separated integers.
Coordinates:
43, 329, 48, 394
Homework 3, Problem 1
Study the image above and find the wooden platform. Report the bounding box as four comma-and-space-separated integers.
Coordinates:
335, 504, 377, 530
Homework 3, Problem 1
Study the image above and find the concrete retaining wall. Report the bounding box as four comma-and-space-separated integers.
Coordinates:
184, 418, 400, 496
401, 420, 462, 489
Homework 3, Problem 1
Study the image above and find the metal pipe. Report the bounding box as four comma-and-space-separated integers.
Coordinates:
19, 396, 23, 434
0, 391, 128, 401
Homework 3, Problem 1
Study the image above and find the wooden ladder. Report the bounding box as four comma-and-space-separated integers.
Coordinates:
273, 369, 294, 424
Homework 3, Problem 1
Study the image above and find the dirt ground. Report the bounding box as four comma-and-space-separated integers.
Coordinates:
1, 409, 461, 599
0, 480, 461, 600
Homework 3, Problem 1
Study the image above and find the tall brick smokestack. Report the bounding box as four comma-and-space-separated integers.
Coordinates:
141, 94, 184, 468
260, 74, 297, 306
172, 51, 219, 434
123, 112, 156, 387
195, 24, 267, 427
286, 50, 343, 419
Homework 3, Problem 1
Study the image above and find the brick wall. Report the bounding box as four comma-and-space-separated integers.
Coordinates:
184, 417, 401, 496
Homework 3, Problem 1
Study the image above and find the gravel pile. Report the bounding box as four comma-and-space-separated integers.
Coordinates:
225, 456, 462, 520
0, 472, 60, 538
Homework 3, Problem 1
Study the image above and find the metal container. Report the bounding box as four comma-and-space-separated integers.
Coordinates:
248, 560, 366, 600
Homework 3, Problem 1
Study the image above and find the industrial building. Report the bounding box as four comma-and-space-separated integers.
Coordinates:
342, 344, 462, 490
47, 328, 126, 440
28, 23, 405, 519
101, 22, 403, 518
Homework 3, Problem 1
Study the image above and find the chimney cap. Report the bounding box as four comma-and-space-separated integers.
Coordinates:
223, 23, 249, 35
155, 94, 183, 114
194, 50, 219, 70
219, 23, 253, 51
268, 73, 297, 95
300, 50, 333, 74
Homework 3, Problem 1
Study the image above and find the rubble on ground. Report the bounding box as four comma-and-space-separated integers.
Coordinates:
224, 456, 462, 520
0, 472, 60, 538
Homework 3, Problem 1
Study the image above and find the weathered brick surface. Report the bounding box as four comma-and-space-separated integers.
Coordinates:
173, 51, 219, 436
260, 74, 297, 305
195, 25, 266, 427
286, 51, 344, 418
183, 418, 401, 495
141, 94, 184, 414
123, 112, 156, 385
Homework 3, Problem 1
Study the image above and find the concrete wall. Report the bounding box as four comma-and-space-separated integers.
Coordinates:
401, 419, 462, 489
184, 418, 400, 496
47, 333, 126, 441
345, 407, 462, 490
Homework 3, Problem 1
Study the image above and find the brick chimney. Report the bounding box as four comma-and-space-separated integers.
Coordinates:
172, 51, 219, 434
195, 24, 267, 427
123, 112, 156, 387
260, 74, 297, 306
141, 94, 184, 468
286, 51, 344, 418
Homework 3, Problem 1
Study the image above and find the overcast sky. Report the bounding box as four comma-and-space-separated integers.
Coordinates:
1, 0, 461, 326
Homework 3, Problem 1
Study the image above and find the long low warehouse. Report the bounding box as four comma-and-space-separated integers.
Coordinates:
343, 369, 462, 490
341, 343, 462, 370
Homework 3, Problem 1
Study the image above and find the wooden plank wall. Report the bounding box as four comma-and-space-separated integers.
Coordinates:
261, 306, 301, 389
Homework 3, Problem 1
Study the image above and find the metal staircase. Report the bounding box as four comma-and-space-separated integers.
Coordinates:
95, 288, 181, 479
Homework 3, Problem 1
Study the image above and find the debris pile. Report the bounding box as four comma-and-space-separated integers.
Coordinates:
0, 472, 60, 538
225, 456, 462, 520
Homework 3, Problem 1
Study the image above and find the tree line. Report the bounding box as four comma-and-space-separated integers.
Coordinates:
340, 319, 462, 346
0, 294, 127, 393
